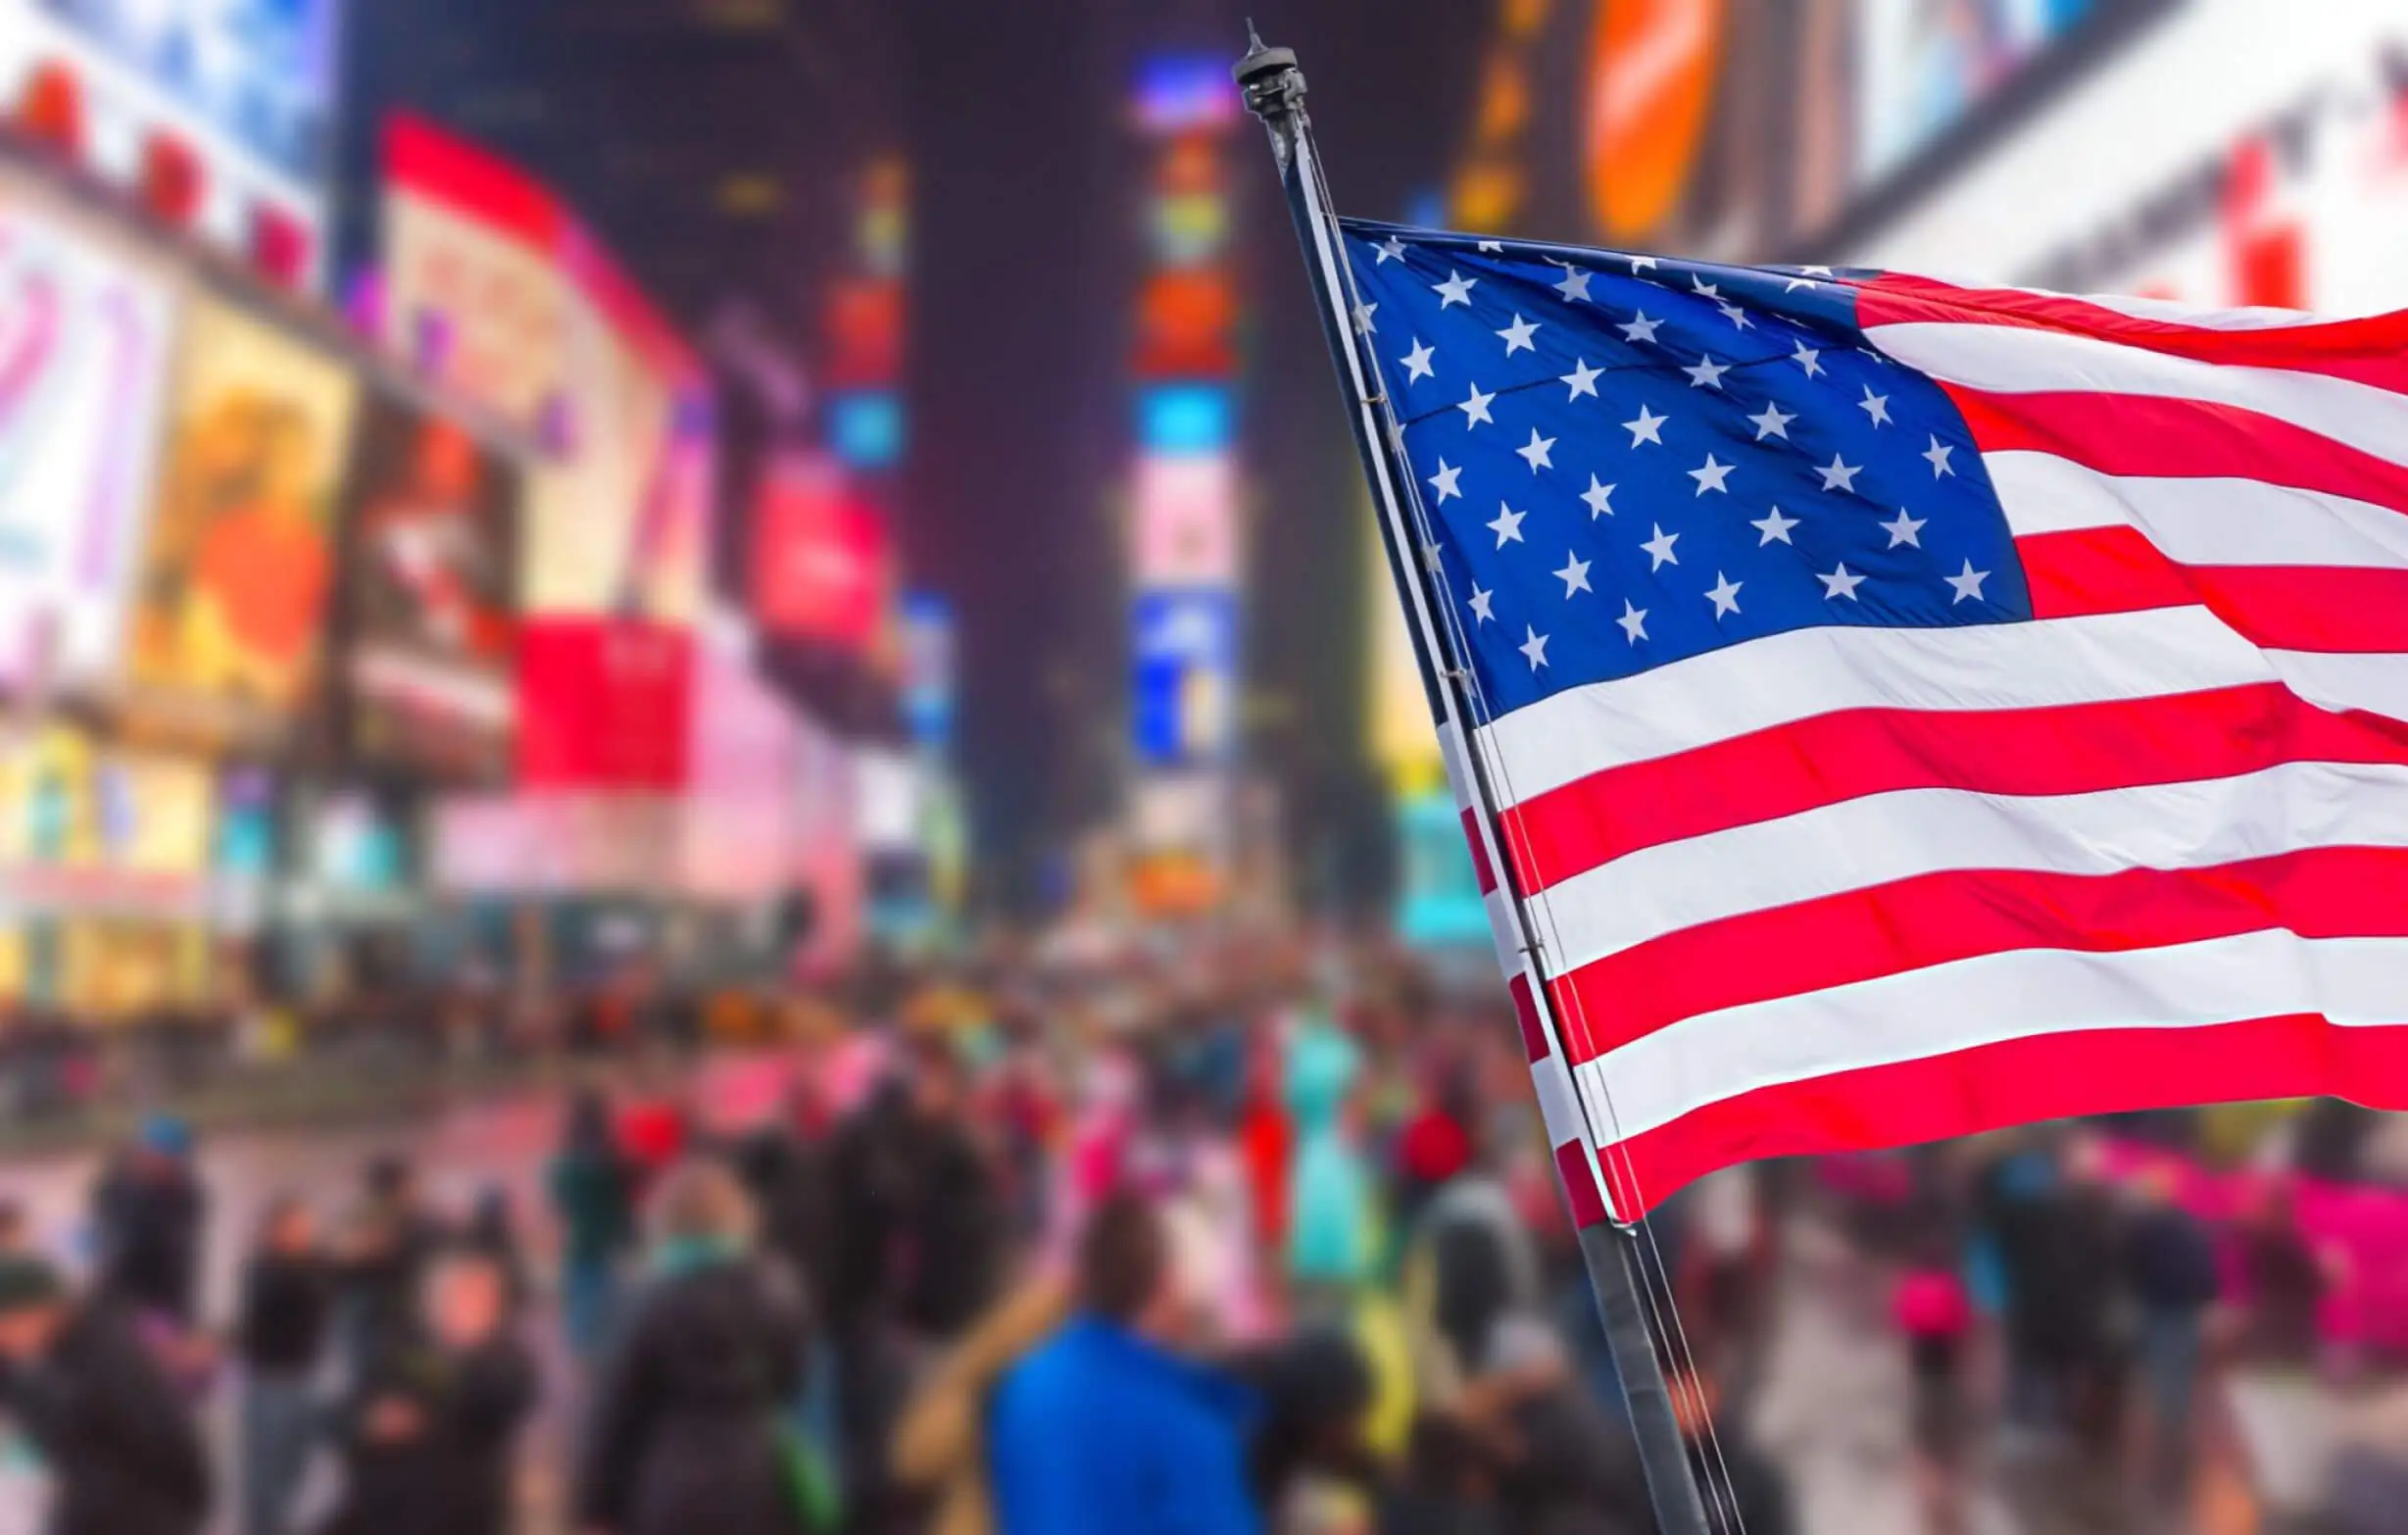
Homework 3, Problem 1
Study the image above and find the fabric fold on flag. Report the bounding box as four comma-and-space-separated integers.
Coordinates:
1339, 219, 2408, 1218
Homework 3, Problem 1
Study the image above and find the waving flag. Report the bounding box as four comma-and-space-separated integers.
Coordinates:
1342, 221, 2408, 1219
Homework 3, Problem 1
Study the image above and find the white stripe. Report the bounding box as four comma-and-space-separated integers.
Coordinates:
1576, 932, 2408, 1142
1988, 451, 2408, 568
1529, 760, 2408, 976
2016, 287, 2316, 331
1479, 607, 2276, 801
2271, 649, 2408, 725
1530, 1045, 1589, 1152
1869, 320, 2408, 472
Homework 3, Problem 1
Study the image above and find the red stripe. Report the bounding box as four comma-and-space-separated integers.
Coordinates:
2017, 526, 2408, 652
1951, 388, 2408, 522
1555, 1139, 1610, 1227
1861, 272, 2408, 396
1499, 684, 2408, 892
1603, 1013, 2408, 1216
1509, 972, 1550, 1064
1462, 806, 1497, 895
1546, 847, 2408, 1065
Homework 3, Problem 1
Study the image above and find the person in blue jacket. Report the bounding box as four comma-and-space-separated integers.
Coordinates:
988, 1192, 1262, 1535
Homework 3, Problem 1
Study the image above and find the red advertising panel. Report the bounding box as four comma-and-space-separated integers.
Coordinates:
1134, 270, 1238, 378
515, 618, 692, 790
750, 451, 888, 650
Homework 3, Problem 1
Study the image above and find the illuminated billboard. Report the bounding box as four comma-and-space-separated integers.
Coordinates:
1136, 383, 1232, 455
1132, 55, 1240, 135
1131, 590, 1237, 768
0, 0, 343, 281
337, 387, 524, 780
750, 449, 889, 651
0, 185, 180, 693
1132, 456, 1238, 586
123, 294, 359, 743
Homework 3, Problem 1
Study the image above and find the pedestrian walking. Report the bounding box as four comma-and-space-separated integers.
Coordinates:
0, 1255, 212, 1535
549, 1088, 638, 1361
319, 1249, 538, 1535
574, 1160, 819, 1535
88, 1115, 207, 1326
2123, 1172, 2221, 1491
235, 1196, 334, 1535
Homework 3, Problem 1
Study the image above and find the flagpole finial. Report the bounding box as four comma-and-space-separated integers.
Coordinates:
1233, 25, 1301, 117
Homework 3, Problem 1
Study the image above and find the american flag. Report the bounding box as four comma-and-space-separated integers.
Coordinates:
1341, 220, 2408, 1220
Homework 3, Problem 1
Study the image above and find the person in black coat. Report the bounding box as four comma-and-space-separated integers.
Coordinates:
89, 1118, 208, 1325
236, 1195, 334, 1535
575, 1159, 814, 1535
0, 1256, 212, 1535
319, 1249, 538, 1535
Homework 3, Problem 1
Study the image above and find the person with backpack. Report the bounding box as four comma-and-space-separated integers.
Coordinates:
575, 1160, 820, 1535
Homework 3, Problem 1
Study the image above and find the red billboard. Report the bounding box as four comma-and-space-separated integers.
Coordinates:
515, 618, 693, 790
750, 451, 888, 651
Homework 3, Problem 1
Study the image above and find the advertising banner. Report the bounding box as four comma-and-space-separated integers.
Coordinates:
337, 387, 523, 780
0, 185, 179, 692
0, 0, 341, 279
1130, 589, 1238, 768
751, 449, 888, 650
123, 294, 358, 744
515, 617, 692, 791
898, 591, 956, 752
378, 114, 569, 431
1846, 6, 2408, 318
1131, 455, 1239, 586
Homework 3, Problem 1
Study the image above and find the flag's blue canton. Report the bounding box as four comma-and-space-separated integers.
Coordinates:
1342, 220, 2032, 723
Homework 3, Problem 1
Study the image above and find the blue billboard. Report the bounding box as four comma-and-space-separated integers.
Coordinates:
1130, 589, 1238, 767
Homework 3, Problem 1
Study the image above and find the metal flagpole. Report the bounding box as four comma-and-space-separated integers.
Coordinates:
1235, 31, 1714, 1535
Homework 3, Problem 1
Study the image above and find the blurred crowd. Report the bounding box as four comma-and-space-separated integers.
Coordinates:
0, 942, 2402, 1535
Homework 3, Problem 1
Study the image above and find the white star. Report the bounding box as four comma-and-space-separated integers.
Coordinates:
1497, 313, 1541, 355
1616, 599, 1648, 644
1628, 254, 1659, 271
1688, 453, 1734, 495
1516, 428, 1556, 473
1519, 625, 1550, 670
1401, 338, 1436, 383
1690, 274, 1720, 299
1783, 274, 1819, 293
1376, 236, 1406, 265
1819, 562, 1866, 601
1716, 300, 1754, 330
1560, 358, 1602, 401
1750, 505, 1799, 545
1923, 436, 1956, 477
1434, 270, 1478, 309
1488, 502, 1527, 548
1881, 507, 1927, 548
1619, 310, 1662, 345
1793, 341, 1824, 378
1468, 584, 1497, 623
1641, 522, 1680, 570
1746, 401, 1795, 441
1457, 382, 1496, 428
1553, 551, 1593, 597
1801, 265, 1835, 276
1553, 265, 1594, 302
1705, 571, 1744, 619
1581, 475, 1616, 519
1858, 385, 1892, 427
1945, 560, 1991, 605
1817, 454, 1862, 493
1351, 300, 1378, 335
1623, 404, 1667, 448
1427, 460, 1462, 503
1478, 239, 1504, 253
1683, 354, 1730, 390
